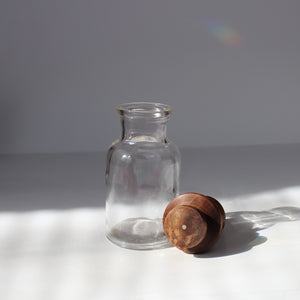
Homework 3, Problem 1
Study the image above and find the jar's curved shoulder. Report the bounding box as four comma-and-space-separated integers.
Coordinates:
107, 139, 122, 150
106, 139, 134, 155
106, 139, 180, 163
106, 140, 118, 158
106, 140, 122, 167
165, 140, 181, 163
106, 140, 137, 165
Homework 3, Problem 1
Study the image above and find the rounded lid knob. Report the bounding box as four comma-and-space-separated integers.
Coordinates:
163, 193, 225, 254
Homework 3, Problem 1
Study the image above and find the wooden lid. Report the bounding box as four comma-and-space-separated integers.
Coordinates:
163, 193, 225, 254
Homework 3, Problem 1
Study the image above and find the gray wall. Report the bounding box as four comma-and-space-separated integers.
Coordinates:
1, 0, 300, 154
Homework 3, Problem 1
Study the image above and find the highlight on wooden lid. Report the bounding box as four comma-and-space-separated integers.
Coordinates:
163, 193, 225, 254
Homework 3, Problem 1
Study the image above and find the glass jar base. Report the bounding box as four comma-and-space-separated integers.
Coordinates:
106, 217, 172, 250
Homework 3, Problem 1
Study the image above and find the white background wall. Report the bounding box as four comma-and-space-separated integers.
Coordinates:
0, 0, 300, 154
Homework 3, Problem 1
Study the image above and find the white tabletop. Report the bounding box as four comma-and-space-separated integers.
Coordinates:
0, 144, 300, 299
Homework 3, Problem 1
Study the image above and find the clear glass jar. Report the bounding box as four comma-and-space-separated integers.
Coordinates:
105, 102, 180, 250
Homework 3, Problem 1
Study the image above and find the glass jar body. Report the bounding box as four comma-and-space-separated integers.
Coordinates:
105, 103, 180, 250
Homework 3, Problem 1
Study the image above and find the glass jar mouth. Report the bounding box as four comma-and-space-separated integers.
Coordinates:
117, 102, 171, 118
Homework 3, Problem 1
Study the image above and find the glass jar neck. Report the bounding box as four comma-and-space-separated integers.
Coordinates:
121, 116, 168, 142
117, 102, 171, 143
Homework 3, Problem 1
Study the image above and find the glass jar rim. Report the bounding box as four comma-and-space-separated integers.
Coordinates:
117, 102, 171, 118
